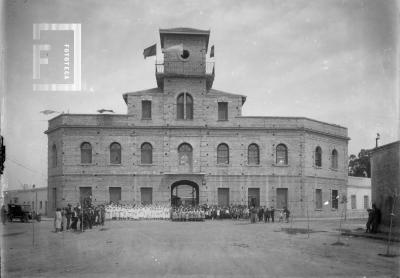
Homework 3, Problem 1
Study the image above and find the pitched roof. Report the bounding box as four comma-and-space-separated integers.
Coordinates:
122, 88, 247, 105
159, 27, 210, 49
122, 88, 162, 104
159, 27, 210, 35
208, 89, 247, 104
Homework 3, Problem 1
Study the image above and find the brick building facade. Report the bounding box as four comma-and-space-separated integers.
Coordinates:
370, 141, 400, 229
46, 28, 349, 217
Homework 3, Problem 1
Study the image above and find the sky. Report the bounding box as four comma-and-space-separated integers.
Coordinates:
1, 0, 399, 190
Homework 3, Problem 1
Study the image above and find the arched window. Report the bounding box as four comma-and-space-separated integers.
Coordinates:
51, 144, 57, 168
315, 146, 322, 167
276, 144, 288, 165
141, 143, 153, 164
248, 144, 260, 165
177, 93, 193, 120
331, 149, 338, 169
217, 143, 229, 164
178, 143, 193, 166
110, 142, 121, 164
80, 142, 92, 164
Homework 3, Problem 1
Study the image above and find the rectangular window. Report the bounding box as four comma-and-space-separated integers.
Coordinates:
364, 195, 369, 209
141, 187, 153, 205
217, 188, 230, 207
351, 195, 356, 209
276, 188, 288, 209
315, 189, 322, 209
142, 100, 152, 119
40, 201, 42, 209
331, 189, 338, 209
109, 187, 122, 204
248, 188, 260, 207
218, 102, 228, 121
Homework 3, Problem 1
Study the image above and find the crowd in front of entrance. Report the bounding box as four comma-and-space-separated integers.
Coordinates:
102, 203, 292, 223
53, 198, 292, 233
105, 203, 171, 220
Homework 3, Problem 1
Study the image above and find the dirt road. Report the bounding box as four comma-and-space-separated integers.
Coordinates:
1, 219, 399, 277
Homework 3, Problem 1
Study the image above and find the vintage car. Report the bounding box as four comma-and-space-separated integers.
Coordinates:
7, 204, 32, 222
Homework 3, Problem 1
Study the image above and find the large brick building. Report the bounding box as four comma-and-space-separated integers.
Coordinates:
46, 28, 349, 217
370, 141, 400, 230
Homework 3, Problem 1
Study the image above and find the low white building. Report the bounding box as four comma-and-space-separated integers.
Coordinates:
346, 176, 371, 219
3, 187, 48, 216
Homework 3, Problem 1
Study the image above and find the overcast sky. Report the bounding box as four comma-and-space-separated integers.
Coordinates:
1, 0, 399, 190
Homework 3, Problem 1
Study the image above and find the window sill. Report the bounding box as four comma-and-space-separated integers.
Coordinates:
108, 164, 122, 166
79, 163, 93, 166
246, 164, 261, 167
216, 164, 229, 167
329, 167, 338, 171
217, 119, 228, 122
176, 119, 194, 121
314, 209, 323, 211
141, 118, 152, 120
313, 166, 322, 169
139, 164, 155, 166
273, 163, 289, 167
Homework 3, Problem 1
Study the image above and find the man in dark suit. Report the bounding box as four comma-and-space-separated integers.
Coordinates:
264, 207, 270, 223
371, 204, 381, 233
258, 206, 264, 222
66, 204, 72, 230
270, 206, 275, 223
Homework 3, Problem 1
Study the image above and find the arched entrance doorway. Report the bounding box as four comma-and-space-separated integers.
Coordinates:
171, 180, 199, 207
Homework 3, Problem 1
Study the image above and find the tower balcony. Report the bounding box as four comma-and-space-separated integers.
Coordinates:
155, 61, 215, 89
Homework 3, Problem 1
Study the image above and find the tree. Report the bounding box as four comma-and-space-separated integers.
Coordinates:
348, 149, 371, 178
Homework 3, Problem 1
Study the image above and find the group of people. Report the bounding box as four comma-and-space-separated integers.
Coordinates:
169, 204, 291, 223
202, 205, 250, 219
56, 202, 291, 224
366, 204, 381, 233
54, 199, 106, 233
249, 206, 290, 223
105, 203, 171, 220
171, 206, 205, 221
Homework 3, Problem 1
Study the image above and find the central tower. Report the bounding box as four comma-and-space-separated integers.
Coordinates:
155, 27, 215, 90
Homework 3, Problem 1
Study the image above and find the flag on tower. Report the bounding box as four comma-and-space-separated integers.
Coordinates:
210, 45, 215, 58
40, 110, 57, 115
143, 44, 157, 59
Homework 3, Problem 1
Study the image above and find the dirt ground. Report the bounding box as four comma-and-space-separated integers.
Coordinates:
1, 218, 399, 278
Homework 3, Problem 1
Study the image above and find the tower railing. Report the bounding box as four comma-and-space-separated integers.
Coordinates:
155, 61, 215, 76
